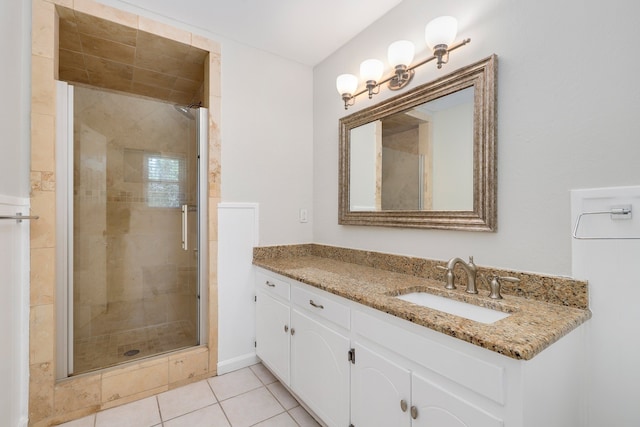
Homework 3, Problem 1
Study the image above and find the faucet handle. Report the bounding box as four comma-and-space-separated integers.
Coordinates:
488, 276, 520, 299
436, 265, 456, 290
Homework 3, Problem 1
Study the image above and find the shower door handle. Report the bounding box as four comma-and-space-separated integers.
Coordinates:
181, 204, 197, 251
181, 204, 188, 251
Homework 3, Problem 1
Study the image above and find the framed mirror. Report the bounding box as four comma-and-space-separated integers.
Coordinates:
338, 54, 497, 231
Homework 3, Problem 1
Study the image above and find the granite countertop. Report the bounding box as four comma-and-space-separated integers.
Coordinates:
253, 245, 592, 361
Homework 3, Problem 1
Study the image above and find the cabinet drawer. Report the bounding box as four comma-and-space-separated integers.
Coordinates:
292, 286, 350, 330
256, 269, 290, 300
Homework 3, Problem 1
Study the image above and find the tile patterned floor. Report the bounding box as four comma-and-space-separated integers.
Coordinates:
74, 321, 196, 374
56, 363, 322, 427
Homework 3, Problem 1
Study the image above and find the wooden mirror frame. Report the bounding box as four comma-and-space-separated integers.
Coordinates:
338, 54, 497, 231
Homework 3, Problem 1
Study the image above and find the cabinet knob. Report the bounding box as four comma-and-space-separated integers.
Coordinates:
410, 406, 418, 419
290, 328, 295, 336
284, 325, 289, 333
400, 400, 408, 412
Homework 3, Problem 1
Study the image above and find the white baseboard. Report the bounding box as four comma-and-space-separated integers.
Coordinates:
217, 352, 259, 375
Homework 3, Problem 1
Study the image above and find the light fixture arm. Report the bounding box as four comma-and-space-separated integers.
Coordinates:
341, 38, 470, 109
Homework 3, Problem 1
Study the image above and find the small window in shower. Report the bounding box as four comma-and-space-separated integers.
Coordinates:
145, 153, 186, 208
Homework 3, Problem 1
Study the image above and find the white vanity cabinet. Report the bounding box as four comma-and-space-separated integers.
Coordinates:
255, 270, 351, 427
254, 268, 585, 427
255, 271, 291, 384
351, 341, 412, 426
352, 340, 503, 427
290, 285, 351, 426
351, 313, 504, 427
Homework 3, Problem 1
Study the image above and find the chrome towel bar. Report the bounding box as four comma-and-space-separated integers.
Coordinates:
572, 206, 640, 240
0, 213, 40, 223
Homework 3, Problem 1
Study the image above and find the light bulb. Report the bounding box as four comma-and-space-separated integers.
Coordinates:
336, 74, 358, 96
360, 59, 384, 83
425, 16, 458, 49
388, 40, 415, 67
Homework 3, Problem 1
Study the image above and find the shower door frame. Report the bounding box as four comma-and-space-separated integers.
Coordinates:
55, 82, 209, 379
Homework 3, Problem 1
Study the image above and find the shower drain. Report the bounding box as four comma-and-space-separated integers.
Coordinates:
123, 349, 140, 357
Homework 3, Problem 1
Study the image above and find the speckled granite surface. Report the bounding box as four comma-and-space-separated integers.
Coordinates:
253, 244, 592, 360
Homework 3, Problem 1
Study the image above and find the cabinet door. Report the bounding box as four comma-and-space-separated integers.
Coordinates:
291, 309, 350, 427
411, 372, 503, 427
255, 290, 290, 384
351, 342, 411, 427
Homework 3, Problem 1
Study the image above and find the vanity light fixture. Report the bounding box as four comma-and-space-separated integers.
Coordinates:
336, 15, 470, 109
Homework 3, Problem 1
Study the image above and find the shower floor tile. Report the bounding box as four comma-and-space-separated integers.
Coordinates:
73, 320, 196, 374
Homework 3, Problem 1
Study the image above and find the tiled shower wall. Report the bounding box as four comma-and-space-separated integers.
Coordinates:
73, 86, 198, 344
29, 1, 221, 425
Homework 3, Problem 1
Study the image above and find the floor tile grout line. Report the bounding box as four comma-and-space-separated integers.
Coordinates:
155, 395, 164, 425
157, 380, 219, 423
160, 402, 220, 424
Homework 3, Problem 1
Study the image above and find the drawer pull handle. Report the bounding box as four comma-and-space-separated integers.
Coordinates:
265, 281, 276, 287
410, 406, 418, 420
400, 400, 408, 412
309, 300, 324, 309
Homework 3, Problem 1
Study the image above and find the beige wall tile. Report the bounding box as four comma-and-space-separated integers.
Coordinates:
31, 171, 42, 193
73, 0, 139, 29
102, 357, 169, 402
28, 1, 222, 423
31, 113, 56, 172
79, 33, 136, 64
30, 304, 55, 364
168, 347, 209, 383
208, 53, 221, 98
55, 374, 102, 415
191, 33, 221, 54
31, 247, 55, 305
208, 199, 218, 242
29, 361, 55, 423
59, 48, 86, 70
99, 385, 168, 411
46, 0, 74, 7
138, 16, 191, 45
30, 189, 56, 249
32, 55, 56, 115
32, 0, 56, 58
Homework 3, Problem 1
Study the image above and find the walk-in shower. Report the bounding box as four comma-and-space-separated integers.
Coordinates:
56, 84, 208, 376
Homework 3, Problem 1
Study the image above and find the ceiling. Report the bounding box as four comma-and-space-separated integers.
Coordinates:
112, 0, 405, 66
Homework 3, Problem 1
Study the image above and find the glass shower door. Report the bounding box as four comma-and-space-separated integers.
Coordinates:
69, 86, 203, 375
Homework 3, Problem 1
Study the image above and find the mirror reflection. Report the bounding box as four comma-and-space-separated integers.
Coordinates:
349, 87, 474, 212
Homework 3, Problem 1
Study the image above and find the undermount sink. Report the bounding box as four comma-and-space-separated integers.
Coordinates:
396, 292, 511, 324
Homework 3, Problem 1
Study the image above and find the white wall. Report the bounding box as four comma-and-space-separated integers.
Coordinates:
313, 0, 640, 276
96, 0, 315, 246
572, 186, 640, 426
0, 0, 30, 197
0, 1, 31, 426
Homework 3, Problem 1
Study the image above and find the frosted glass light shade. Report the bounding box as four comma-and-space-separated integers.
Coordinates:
425, 16, 458, 49
336, 74, 358, 96
360, 59, 384, 82
388, 40, 415, 67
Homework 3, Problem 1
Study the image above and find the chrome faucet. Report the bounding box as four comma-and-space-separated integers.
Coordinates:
444, 256, 478, 294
